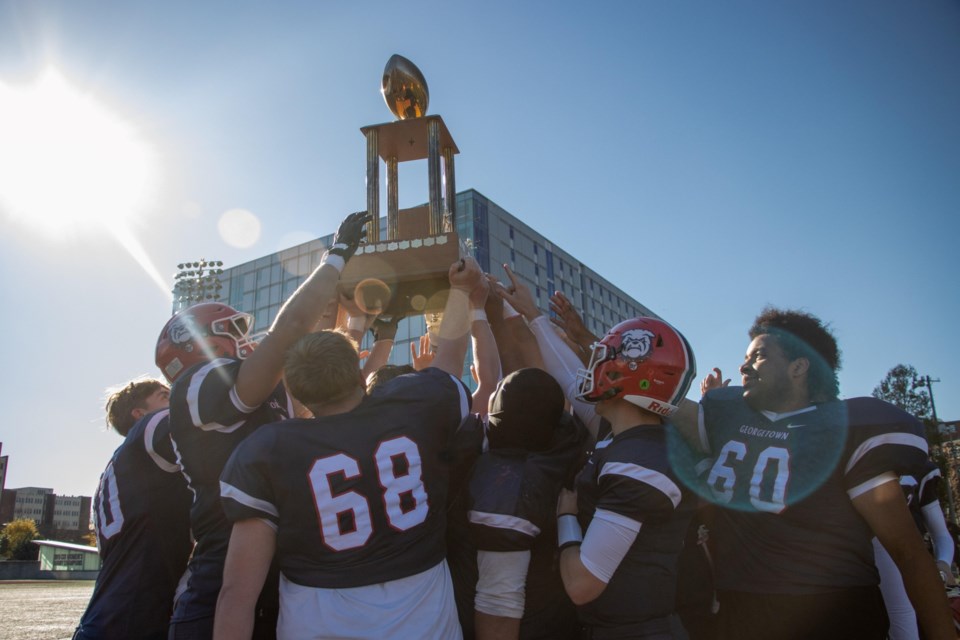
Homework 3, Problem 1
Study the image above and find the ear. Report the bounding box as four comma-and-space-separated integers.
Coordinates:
790, 357, 810, 379
130, 407, 147, 420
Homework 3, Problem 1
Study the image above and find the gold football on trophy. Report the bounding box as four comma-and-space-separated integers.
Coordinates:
381, 54, 429, 120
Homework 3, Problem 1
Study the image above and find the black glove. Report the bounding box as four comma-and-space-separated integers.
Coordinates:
370, 315, 401, 342
329, 211, 372, 261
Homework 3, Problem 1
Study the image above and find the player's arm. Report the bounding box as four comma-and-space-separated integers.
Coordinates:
493, 266, 550, 370
556, 489, 638, 605
233, 211, 370, 409
469, 276, 501, 416
921, 500, 957, 585
432, 257, 484, 377
213, 518, 276, 640
852, 478, 955, 640
486, 283, 539, 377
670, 398, 703, 453
362, 315, 400, 380
475, 613, 520, 640
474, 550, 530, 640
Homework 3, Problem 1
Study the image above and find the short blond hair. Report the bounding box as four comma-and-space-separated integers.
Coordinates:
104, 377, 168, 436
284, 331, 362, 409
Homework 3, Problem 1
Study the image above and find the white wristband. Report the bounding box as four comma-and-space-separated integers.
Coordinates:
346, 315, 366, 333
557, 514, 583, 550
320, 251, 345, 274
502, 300, 520, 319
471, 309, 488, 323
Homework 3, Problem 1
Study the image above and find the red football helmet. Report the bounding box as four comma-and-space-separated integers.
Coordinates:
155, 302, 257, 382
576, 317, 696, 417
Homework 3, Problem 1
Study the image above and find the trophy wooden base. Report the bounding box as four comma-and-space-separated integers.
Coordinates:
338, 210, 459, 319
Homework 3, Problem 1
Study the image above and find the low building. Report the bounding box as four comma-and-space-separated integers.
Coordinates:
33, 540, 101, 572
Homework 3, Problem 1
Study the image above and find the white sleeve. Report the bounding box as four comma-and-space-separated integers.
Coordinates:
847, 471, 898, 500
922, 501, 954, 566
474, 550, 531, 619
528, 315, 602, 440
579, 508, 641, 584
872, 537, 917, 638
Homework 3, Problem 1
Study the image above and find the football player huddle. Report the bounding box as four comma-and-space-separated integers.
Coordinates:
74, 211, 955, 640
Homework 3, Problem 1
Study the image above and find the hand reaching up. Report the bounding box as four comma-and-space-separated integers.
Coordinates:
493, 263, 541, 320
700, 367, 731, 396
549, 290, 598, 351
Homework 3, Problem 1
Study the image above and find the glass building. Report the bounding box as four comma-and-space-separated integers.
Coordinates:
200, 189, 657, 372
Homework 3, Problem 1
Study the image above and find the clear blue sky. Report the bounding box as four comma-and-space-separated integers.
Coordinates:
1, 0, 958, 497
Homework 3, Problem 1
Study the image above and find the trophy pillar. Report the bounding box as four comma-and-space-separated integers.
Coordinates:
443, 146, 456, 232
386, 156, 399, 239
365, 128, 380, 244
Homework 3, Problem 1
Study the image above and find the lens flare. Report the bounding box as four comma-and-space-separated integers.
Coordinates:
0, 67, 159, 239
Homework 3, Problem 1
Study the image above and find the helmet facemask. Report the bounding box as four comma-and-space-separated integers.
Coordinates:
576, 342, 617, 403
210, 312, 257, 359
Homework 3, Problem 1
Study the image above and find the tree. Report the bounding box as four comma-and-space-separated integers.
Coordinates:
873, 364, 954, 518
0, 518, 40, 561
872, 364, 932, 420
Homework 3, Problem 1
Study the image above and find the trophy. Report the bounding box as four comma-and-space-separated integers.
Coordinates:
338, 55, 462, 318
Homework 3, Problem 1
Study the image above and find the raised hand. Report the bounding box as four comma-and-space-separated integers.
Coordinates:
493, 263, 540, 320
448, 256, 483, 292
410, 333, 435, 371
370, 315, 401, 342
468, 272, 491, 309
700, 367, 731, 396
329, 211, 373, 261
549, 290, 598, 351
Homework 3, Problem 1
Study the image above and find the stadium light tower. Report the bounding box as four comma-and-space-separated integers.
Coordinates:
173, 259, 224, 313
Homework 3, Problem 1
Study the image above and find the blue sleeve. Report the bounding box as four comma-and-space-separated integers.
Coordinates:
219, 431, 279, 526
843, 397, 930, 491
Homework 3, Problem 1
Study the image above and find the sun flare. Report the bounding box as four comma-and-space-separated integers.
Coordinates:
0, 68, 159, 239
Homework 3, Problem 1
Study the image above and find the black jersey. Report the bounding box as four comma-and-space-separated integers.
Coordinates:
905, 458, 941, 509
574, 423, 697, 633
466, 413, 586, 640
220, 367, 470, 588
167, 357, 293, 623
700, 387, 929, 594
76, 409, 192, 640
903, 458, 942, 534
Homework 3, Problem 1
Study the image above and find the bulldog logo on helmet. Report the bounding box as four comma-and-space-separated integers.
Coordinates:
620, 329, 655, 360
168, 317, 200, 350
